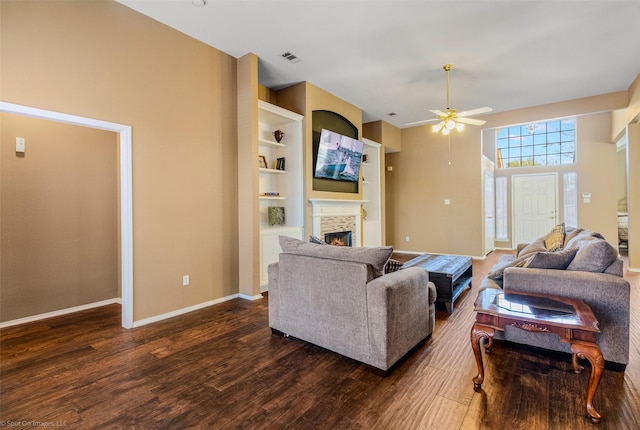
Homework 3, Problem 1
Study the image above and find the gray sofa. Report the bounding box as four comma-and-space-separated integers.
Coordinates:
480, 226, 630, 369
268, 236, 437, 372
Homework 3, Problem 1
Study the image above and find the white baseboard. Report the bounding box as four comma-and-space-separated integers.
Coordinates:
239, 293, 264, 301
0, 298, 121, 329
628, 267, 640, 273
132, 293, 242, 328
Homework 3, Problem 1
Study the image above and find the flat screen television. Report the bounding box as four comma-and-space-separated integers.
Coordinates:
314, 129, 364, 182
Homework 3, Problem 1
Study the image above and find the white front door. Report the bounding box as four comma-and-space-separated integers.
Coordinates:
484, 170, 495, 255
513, 173, 558, 246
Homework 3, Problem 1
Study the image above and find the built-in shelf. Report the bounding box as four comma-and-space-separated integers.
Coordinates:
257, 100, 304, 288
259, 167, 288, 174
259, 139, 286, 148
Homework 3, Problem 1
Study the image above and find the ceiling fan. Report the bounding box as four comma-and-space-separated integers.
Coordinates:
405, 64, 492, 134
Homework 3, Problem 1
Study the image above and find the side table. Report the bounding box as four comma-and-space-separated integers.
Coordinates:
470, 289, 604, 423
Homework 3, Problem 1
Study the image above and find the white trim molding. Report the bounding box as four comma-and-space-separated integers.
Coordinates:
132, 293, 243, 327
0, 299, 121, 328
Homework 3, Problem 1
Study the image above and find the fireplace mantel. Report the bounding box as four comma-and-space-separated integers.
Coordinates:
309, 199, 366, 247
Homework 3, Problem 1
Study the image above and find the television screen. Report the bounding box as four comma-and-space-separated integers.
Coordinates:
314, 129, 364, 182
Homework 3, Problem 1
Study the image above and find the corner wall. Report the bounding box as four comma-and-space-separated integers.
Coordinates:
1, 1, 239, 322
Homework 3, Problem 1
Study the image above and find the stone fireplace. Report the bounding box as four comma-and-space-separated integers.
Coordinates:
309, 199, 365, 247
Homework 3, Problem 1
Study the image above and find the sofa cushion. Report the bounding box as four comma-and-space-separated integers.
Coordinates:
544, 222, 565, 252
279, 236, 393, 278
563, 227, 584, 246
564, 230, 605, 249
566, 240, 618, 273
487, 254, 531, 283
518, 239, 547, 257
524, 247, 578, 270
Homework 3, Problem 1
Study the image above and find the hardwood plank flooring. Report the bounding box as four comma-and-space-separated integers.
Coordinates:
1, 250, 639, 429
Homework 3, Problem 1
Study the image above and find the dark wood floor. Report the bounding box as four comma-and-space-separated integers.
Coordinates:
1, 250, 639, 429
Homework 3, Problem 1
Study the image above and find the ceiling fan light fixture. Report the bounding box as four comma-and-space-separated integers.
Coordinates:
441, 127, 450, 136
455, 122, 465, 132
445, 119, 456, 130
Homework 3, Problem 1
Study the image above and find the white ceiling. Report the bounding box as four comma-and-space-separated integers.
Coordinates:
118, 0, 640, 129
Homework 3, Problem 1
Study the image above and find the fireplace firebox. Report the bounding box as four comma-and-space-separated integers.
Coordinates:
325, 231, 353, 247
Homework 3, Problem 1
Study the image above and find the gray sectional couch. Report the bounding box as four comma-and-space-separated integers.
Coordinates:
480, 226, 630, 369
268, 236, 437, 372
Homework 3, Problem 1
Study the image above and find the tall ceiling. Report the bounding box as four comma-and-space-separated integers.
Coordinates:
118, 0, 640, 129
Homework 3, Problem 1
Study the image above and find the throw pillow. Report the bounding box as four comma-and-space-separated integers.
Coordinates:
524, 247, 579, 270
566, 240, 619, 273
309, 235, 327, 245
384, 259, 404, 274
544, 222, 565, 252
279, 236, 393, 279
487, 254, 531, 282
518, 239, 547, 257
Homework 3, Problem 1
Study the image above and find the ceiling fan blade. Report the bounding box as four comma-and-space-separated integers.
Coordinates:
455, 117, 486, 126
404, 118, 440, 127
429, 109, 448, 117
457, 106, 493, 117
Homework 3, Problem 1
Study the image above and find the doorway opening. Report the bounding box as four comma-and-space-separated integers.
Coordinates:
0, 102, 133, 328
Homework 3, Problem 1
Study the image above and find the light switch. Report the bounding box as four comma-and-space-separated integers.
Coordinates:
444, 199, 451, 205
16, 137, 26, 153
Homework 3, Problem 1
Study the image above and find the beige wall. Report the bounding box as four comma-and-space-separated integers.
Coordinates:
1, 1, 239, 321
628, 123, 640, 269
1, 113, 118, 321
389, 93, 628, 256
612, 73, 640, 139
391, 125, 484, 255
236, 53, 260, 298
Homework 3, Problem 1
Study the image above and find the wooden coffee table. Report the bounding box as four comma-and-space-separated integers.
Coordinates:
470, 289, 604, 423
401, 254, 472, 314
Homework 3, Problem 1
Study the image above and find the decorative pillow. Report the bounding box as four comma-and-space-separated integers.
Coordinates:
566, 240, 619, 273
518, 239, 547, 257
524, 247, 578, 270
309, 235, 327, 245
279, 236, 393, 278
384, 259, 404, 274
487, 254, 531, 282
544, 223, 565, 252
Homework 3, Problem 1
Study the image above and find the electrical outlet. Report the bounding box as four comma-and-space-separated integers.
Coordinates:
405, 235, 410, 242
182, 275, 190, 286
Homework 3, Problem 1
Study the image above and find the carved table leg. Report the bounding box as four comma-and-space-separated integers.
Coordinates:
571, 353, 584, 374
470, 323, 495, 392
571, 342, 604, 424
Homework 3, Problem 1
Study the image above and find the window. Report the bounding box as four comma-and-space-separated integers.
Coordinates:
563, 172, 578, 228
496, 118, 575, 169
495, 176, 508, 240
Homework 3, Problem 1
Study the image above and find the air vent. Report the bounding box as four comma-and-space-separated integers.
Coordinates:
281, 52, 302, 64
387, 112, 398, 117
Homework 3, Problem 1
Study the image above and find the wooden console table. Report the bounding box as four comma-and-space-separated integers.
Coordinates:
470, 289, 604, 423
